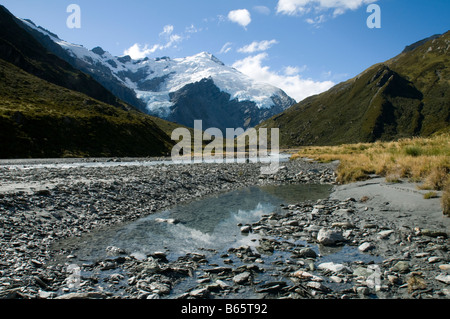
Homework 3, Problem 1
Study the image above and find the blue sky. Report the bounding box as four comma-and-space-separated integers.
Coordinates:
1, 0, 449, 102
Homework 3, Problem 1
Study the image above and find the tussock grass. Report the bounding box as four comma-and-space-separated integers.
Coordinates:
292, 134, 450, 214
443, 179, 450, 216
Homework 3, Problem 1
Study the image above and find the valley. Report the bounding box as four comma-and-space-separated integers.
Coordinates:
0, 2, 448, 304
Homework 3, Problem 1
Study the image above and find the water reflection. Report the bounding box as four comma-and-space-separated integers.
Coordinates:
53, 184, 332, 263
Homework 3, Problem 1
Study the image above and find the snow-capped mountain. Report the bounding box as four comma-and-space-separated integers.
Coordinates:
17, 18, 296, 131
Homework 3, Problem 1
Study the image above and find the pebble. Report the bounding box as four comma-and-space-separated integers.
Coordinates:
392, 261, 410, 274
358, 242, 376, 252
318, 262, 352, 274
233, 272, 251, 285
435, 274, 450, 284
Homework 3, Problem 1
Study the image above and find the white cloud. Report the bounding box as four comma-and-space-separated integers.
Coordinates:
185, 24, 200, 34
160, 25, 174, 37
232, 53, 334, 102
219, 42, 233, 54
253, 5, 271, 15
306, 14, 326, 25
124, 25, 184, 59
276, 0, 378, 17
284, 65, 307, 75
124, 43, 155, 60
228, 9, 252, 28
237, 39, 278, 54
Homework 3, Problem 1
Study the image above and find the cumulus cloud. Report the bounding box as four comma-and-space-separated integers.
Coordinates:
237, 39, 278, 54
124, 43, 154, 60
276, 0, 378, 19
232, 53, 334, 102
123, 25, 183, 59
228, 9, 252, 28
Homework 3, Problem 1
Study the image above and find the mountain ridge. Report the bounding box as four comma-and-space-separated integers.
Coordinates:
258, 31, 450, 147
15, 17, 296, 132
0, 5, 175, 159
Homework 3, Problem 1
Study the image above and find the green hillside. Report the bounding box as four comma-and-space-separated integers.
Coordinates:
0, 59, 175, 158
0, 5, 177, 159
258, 32, 450, 147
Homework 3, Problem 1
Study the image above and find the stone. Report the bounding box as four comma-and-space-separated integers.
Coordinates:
233, 271, 251, 285
152, 251, 168, 259
306, 281, 330, 292
331, 222, 355, 229
435, 274, 450, 284
149, 282, 171, 295
353, 267, 374, 278
388, 275, 400, 285
356, 286, 370, 296
428, 256, 441, 263
439, 264, 450, 272
155, 218, 180, 224
377, 230, 394, 239
329, 276, 343, 283
317, 228, 345, 246
38, 290, 57, 299
240, 225, 251, 233
415, 252, 431, 258
216, 280, 231, 289
106, 246, 126, 256
138, 259, 161, 276
189, 287, 209, 298
292, 270, 323, 282
392, 261, 410, 274
318, 262, 352, 274
421, 229, 448, 238
294, 247, 317, 259
358, 242, 375, 252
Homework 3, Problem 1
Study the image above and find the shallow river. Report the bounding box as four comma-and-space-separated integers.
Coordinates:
51, 183, 382, 298
53, 184, 331, 263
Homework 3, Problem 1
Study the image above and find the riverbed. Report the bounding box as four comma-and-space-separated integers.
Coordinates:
0, 158, 448, 299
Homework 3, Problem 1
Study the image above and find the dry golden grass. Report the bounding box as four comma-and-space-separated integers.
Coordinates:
292, 134, 450, 214
443, 179, 450, 216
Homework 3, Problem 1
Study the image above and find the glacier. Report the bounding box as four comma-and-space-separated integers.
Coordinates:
18, 19, 293, 115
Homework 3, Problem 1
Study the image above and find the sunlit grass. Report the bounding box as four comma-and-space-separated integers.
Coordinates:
292, 134, 450, 215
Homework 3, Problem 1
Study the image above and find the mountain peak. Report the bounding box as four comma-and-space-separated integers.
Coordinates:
191, 51, 224, 65
91, 46, 106, 56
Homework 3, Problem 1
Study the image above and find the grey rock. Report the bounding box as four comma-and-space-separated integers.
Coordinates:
294, 247, 317, 259
306, 281, 330, 292
358, 242, 375, 252
436, 274, 450, 284
233, 271, 251, 285
240, 225, 251, 233
189, 287, 209, 298
377, 230, 394, 239
318, 262, 352, 274
317, 228, 345, 246
392, 261, 410, 274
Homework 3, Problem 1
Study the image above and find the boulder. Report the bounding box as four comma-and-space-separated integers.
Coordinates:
317, 228, 345, 246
